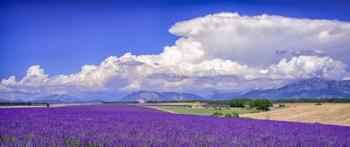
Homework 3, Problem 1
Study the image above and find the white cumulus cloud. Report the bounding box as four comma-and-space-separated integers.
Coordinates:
267, 56, 348, 79
169, 12, 350, 66
1, 12, 350, 100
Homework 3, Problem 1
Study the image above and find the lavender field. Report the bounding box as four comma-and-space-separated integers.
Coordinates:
1, 105, 350, 146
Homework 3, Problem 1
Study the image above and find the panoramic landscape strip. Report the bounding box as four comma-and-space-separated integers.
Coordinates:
1, 0, 350, 146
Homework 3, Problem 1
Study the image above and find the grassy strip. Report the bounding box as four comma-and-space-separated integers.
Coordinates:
154, 106, 257, 116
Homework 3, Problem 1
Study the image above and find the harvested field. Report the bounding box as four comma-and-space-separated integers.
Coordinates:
241, 103, 350, 126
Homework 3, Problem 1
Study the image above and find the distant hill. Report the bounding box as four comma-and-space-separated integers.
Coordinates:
107, 78, 350, 101
5, 78, 350, 103
238, 78, 350, 99
122, 91, 204, 102
0, 99, 10, 102
32, 94, 102, 103
31, 94, 76, 103
210, 92, 244, 100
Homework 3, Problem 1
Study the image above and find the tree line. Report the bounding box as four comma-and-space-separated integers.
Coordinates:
229, 99, 272, 110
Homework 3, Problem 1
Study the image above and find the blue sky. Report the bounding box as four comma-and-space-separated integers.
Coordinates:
1, 0, 350, 100
1, 0, 350, 79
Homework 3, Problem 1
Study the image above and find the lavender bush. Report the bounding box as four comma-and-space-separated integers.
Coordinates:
0, 104, 349, 146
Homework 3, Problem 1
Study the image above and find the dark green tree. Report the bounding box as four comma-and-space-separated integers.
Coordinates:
253, 99, 272, 110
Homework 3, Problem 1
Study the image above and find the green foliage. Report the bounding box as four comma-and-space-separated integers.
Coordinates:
231, 112, 239, 118
278, 104, 286, 108
0, 134, 15, 144
199, 100, 232, 105
86, 141, 102, 147
253, 99, 273, 111
212, 111, 240, 118
230, 99, 272, 111
224, 112, 239, 118
224, 114, 232, 117
156, 106, 254, 116
64, 138, 81, 147
211, 111, 223, 116
315, 102, 322, 105
230, 99, 254, 108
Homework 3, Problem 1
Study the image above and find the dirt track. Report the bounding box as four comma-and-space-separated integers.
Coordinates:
241, 103, 350, 126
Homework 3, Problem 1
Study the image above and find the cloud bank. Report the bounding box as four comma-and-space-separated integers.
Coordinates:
1, 12, 350, 100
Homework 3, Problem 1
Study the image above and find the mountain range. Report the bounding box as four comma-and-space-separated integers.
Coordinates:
238, 78, 350, 99
2, 78, 350, 103
123, 78, 350, 101
122, 91, 204, 102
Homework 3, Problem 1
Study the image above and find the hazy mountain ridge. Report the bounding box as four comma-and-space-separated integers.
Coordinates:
238, 78, 350, 99
3, 78, 350, 103
123, 78, 350, 101
28, 94, 102, 103
122, 91, 204, 101
210, 92, 244, 100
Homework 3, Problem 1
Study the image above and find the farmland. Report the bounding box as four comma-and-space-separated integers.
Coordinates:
151, 106, 255, 116
1, 104, 350, 146
241, 103, 350, 126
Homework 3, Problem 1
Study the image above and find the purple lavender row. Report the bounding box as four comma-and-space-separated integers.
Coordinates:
0, 104, 349, 146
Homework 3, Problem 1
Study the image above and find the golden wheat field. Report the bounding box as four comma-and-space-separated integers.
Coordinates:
241, 103, 350, 126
